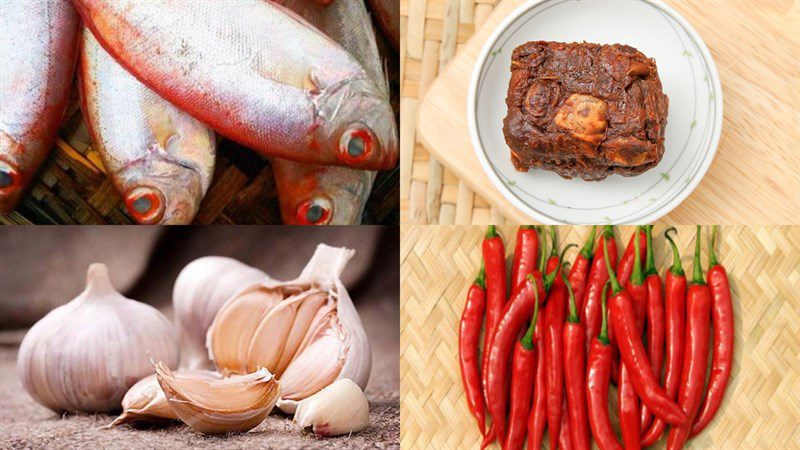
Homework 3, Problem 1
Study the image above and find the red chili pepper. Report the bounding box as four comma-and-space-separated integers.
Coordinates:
602, 237, 687, 427
587, 281, 624, 450
568, 226, 596, 313
505, 295, 540, 450
458, 265, 486, 436
481, 225, 506, 417
640, 225, 664, 432
558, 397, 573, 450
562, 267, 590, 450
690, 226, 733, 437
582, 226, 618, 351
542, 243, 576, 449
546, 225, 561, 279
486, 269, 554, 442
526, 307, 548, 450
511, 226, 540, 292
619, 226, 647, 450
667, 226, 712, 449
641, 227, 687, 446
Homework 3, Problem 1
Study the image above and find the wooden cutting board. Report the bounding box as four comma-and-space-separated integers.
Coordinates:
416, 0, 800, 224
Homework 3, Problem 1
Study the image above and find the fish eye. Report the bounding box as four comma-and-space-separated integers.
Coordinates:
338, 123, 376, 164
296, 197, 332, 225
125, 186, 165, 224
0, 162, 19, 190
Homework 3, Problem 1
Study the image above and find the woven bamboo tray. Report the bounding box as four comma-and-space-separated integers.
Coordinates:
401, 0, 507, 225
400, 225, 800, 449
1, 12, 400, 225
402, 0, 800, 224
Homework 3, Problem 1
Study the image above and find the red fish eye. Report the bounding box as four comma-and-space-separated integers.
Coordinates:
295, 197, 332, 225
125, 187, 165, 224
338, 125, 374, 164
0, 162, 19, 190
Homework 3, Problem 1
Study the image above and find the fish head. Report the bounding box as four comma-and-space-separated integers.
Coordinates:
0, 133, 30, 214
274, 162, 372, 225
313, 79, 397, 171
116, 156, 209, 225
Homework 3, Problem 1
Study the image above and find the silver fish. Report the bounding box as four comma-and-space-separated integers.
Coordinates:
72, 0, 398, 171
0, 0, 80, 213
274, 0, 391, 224
79, 29, 215, 225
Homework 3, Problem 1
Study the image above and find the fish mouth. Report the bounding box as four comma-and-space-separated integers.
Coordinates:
124, 186, 166, 224
0, 160, 23, 214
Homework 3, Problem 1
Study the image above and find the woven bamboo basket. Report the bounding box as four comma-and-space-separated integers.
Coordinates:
400, 225, 800, 449
400, 0, 505, 225
1, 9, 399, 225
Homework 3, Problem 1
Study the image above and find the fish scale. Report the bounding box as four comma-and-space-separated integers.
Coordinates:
73, 0, 397, 171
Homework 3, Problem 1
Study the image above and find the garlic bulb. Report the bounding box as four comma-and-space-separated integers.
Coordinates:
155, 362, 279, 435
207, 244, 371, 414
107, 370, 221, 427
17, 264, 178, 413
173, 256, 272, 369
294, 379, 370, 436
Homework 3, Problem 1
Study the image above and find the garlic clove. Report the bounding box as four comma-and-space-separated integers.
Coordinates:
206, 287, 283, 375
245, 289, 328, 375
155, 362, 279, 435
17, 264, 178, 413
107, 370, 221, 427
293, 378, 369, 437
173, 257, 272, 370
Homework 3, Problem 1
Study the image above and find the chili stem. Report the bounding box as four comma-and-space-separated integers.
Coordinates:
597, 280, 611, 345
538, 226, 547, 273
692, 225, 706, 285
644, 225, 657, 276
708, 225, 720, 268
475, 262, 486, 289
486, 225, 498, 239
630, 226, 644, 286
603, 235, 622, 295
664, 227, 685, 276
580, 226, 597, 260
549, 225, 558, 258
564, 263, 579, 323
521, 276, 540, 350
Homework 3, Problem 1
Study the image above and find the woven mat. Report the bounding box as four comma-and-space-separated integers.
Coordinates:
400, 0, 504, 225
400, 225, 800, 449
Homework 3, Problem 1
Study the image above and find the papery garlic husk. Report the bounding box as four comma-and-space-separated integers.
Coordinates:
293, 378, 369, 436
173, 257, 272, 369
17, 264, 178, 413
107, 370, 221, 427
206, 244, 371, 414
155, 362, 279, 435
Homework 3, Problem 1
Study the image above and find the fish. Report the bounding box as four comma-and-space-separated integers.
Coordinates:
72, 0, 398, 172
0, 0, 80, 213
79, 29, 215, 225
273, 0, 392, 225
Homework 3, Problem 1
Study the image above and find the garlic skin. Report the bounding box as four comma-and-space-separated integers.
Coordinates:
206, 244, 371, 414
155, 362, 279, 435
293, 379, 370, 436
17, 264, 178, 413
107, 370, 221, 427
173, 257, 272, 369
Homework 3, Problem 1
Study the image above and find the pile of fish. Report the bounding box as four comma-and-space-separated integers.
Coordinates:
0, 0, 398, 224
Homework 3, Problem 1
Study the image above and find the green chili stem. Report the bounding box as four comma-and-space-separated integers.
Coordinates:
537, 226, 547, 273
564, 263, 579, 323
664, 227, 685, 277
708, 225, 720, 268
579, 226, 597, 260
603, 235, 622, 294
521, 274, 540, 350
475, 262, 486, 289
598, 280, 611, 345
486, 225, 498, 239
549, 225, 558, 257
630, 226, 644, 286
644, 225, 657, 276
692, 225, 706, 285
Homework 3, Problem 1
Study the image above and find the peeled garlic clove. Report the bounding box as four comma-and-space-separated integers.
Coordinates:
205, 245, 371, 414
107, 370, 221, 427
294, 379, 369, 436
173, 257, 272, 369
17, 264, 178, 413
155, 362, 279, 435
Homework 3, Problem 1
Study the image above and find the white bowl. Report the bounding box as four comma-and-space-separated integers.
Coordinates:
468, 0, 723, 224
